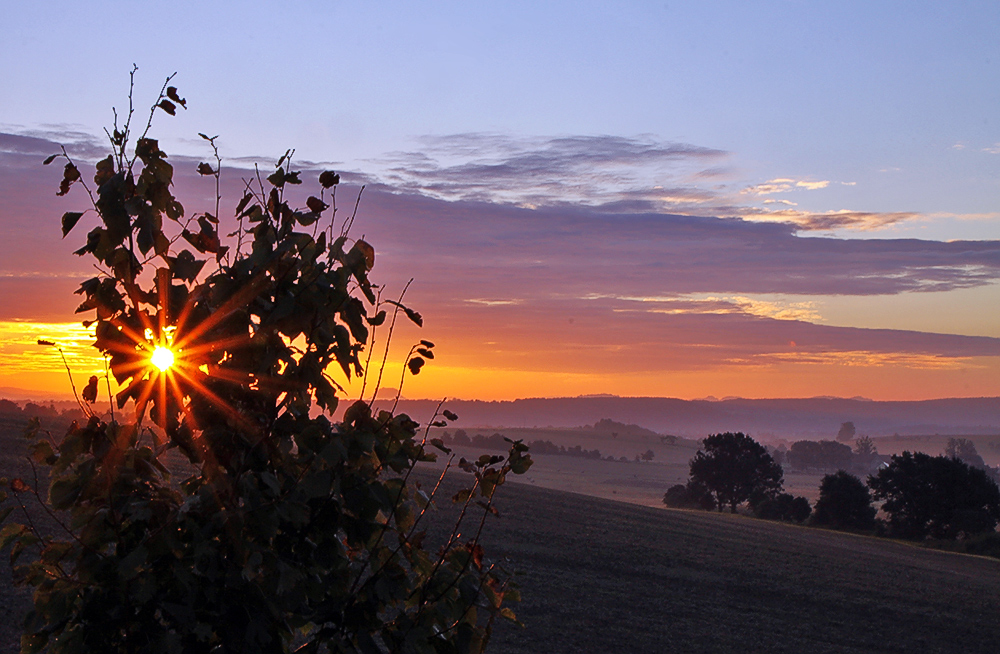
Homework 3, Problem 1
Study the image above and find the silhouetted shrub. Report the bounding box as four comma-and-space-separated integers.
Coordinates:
812, 470, 876, 530
663, 480, 716, 511
788, 439, 853, 472
753, 493, 811, 523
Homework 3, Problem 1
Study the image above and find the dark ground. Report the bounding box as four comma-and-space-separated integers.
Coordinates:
3, 420, 1000, 653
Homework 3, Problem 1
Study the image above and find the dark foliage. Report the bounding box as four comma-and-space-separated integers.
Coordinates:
869, 451, 1000, 540
812, 470, 877, 530
787, 439, 853, 472
836, 421, 856, 443
688, 432, 783, 514
0, 78, 530, 654
753, 493, 811, 523
663, 480, 716, 511
945, 437, 986, 469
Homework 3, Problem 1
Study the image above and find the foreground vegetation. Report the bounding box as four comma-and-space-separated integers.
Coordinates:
0, 78, 529, 654
6, 456, 1000, 653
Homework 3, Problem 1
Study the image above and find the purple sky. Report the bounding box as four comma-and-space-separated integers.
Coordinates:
0, 2, 997, 400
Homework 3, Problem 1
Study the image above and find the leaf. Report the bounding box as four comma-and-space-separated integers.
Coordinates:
37, 340, 55, 346
197, 162, 215, 175
407, 357, 424, 375
443, 410, 459, 421
430, 438, 451, 454
57, 162, 80, 196
60, 212, 84, 238
94, 155, 115, 186
234, 193, 253, 217
420, 340, 435, 348
319, 170, 340, 188
157, 99, 177, 116
166, 86, 186, 107
43, 154, 58, 165
354, 239, 375, 270
30, 441, 56, 466
82, 375, 99, 403
452, 488, 472, 504
118, 545, 148, 580
404, 307, 423, 327
267, 167, 286, 187
306, 196, 327, 213
416, 347, 434, 359
0, 524, 25, 551
168, 249, 206, 282
10, 478, 28, 493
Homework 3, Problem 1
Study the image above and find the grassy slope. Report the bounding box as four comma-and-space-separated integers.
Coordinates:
480, 480, 1000, 654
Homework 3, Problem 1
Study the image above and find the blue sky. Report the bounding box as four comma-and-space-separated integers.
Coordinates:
1, 1, 998, 400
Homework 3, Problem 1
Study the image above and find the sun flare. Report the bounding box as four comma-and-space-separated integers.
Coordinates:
150, 346, 175, 372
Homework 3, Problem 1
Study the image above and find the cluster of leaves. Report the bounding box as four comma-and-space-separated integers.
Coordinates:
0, 75, 531, 654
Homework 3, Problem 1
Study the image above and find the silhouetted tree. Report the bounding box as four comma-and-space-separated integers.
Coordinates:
869, 451, 1000, 539
641, 449, 655, 462
812, 470, 876, 530
663, 480, 715, 511
945, 438, 986, 469
787, 440, 853, 472
753, 493, 811, 523
689, 432, 784, 513
854, 435, 877, 458
837, 421, 857, 442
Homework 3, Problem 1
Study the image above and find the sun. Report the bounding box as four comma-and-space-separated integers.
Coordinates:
150, 346, 175, 372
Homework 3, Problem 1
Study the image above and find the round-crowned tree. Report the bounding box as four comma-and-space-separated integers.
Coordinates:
688, 432, 783, 514
812, 470, 876, 530
869, 451, 1000, 540
0, 77, 530, 654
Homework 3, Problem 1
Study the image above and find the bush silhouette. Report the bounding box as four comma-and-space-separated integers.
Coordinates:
753, 493, 811, 523
663, 480, 716, 511
812, 470, 876, 530
0, 76, 530, 654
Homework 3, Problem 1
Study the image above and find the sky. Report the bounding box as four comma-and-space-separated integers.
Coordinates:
0, 1, 998, 401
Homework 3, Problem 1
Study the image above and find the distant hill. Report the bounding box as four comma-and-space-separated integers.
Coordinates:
367, 396, 1000, 439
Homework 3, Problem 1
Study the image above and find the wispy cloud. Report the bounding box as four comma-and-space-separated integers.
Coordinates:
373, 133, 729, 209
739, 209, 922, 231
741, 178, 832, 195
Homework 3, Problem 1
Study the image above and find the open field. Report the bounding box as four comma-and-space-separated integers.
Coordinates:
475, 480, 1000, 653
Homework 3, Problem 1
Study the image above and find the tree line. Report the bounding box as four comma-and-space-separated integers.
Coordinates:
439, 430, 655, 463
664, 432, 1000, 551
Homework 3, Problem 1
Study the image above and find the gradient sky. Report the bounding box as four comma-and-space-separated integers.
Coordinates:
1, 1, 998, 401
